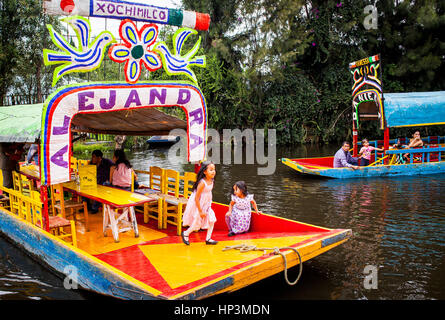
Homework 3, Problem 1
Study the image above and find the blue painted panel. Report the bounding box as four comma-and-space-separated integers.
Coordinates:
321, 231, 351, 248
385, 147, 445, 154
384, 91, 445, 127
315, 161, 445, 179
0, 210, 160, 300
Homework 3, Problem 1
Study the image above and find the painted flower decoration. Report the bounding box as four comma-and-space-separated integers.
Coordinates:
154, 27, 206, 84
109, 19, 162, 84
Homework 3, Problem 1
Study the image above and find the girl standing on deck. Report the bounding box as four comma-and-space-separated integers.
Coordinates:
181, 161, 218, 245
225, 181, 261, 236
359, 139, 384, 166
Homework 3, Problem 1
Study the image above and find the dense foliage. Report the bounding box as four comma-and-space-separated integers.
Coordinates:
182, 0, 445, 144
1, 0, 444, 144
0, 0, 59, 104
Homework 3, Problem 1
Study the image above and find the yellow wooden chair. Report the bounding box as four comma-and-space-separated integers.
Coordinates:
12, 171, 30, 219
70, 156, 78, 177
20, 173, 34, 196
162, 171, 196, 235
161, 169, 180, 230
0, 194, 10, 209
31, 190, 77, 247
0, 172, 10, 210
77, 159, 89, 167
10, 172, 22, 214
31, 191, 44, 228
50, 184, 89, 232
142, 166, 164, 228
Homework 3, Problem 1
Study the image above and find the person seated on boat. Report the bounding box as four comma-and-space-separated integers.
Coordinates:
25, 142, 39, 165
392, 138, 408, 149
358, 139, 384, 166
109, 149, 138, 191
404, 131, 424, 162
90, 150, 114, 185
333, 141, 359, 170
0, 143, 24, 189
408, 131, 424, 148
225, 181, 261, 237
390, 139, 407, 164
87, 149, 114, 213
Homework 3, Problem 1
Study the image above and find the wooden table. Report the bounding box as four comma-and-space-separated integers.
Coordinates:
63, 181, 156, 242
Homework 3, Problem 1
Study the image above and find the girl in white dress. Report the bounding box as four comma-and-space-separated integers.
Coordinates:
181, 161, 218, 245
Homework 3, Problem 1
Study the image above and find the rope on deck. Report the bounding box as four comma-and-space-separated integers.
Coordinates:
222, 244, 303, 286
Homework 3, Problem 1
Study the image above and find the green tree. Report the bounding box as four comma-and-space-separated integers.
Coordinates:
0, 0, 61, 105
364, 0, 445, 92
0, 0, 21, 103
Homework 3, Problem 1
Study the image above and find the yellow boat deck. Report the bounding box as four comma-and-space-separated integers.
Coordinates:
71, 205, 350, 299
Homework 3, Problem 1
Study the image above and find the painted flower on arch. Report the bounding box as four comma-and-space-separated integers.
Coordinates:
108, 19, 162, 84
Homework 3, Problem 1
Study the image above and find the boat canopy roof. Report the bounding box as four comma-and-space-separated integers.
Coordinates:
384, 91, 445, 128
0, 103, 187, 143
0, 104, 42, 143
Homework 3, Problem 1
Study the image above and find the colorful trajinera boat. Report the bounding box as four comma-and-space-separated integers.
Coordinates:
146, 135, 180, 147
0, 0, 351, 300
282, 55, 445, 179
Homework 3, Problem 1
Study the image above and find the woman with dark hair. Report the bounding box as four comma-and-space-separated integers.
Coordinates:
225, 181, 261, 236
109, 149, 138, 191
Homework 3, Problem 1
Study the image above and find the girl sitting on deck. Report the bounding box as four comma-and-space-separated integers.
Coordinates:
109, 149, 138, 191
225, 181, 261, 236
181, 161, 217, 245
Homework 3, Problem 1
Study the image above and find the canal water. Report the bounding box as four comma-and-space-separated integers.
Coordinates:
1, 145, 444, 300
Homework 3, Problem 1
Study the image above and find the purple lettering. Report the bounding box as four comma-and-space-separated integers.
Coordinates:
116, 4, 123, 15
78, 91, 95, 111
53, 115, 71, 135
149, 88, 166, 105
177, 89, 191, 104
189, 134, 203, 150
159, 11, 166, 20
50, 145, 68, 168
189, 108, 204, 126
96, 2, 106, 13
125, 5, 133, 16
137, 8, 144, 17
124, 90, 141, 108
107, 3, 115, 14
100, 90, 116, 110
153, 9, 157, 19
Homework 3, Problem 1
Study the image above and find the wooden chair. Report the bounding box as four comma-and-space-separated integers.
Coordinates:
0, 194, 10, 209
142, 166, 164, 228
161, 169, 180, 231
147, 166, 164, 194
31, 190, 77, 247
20, 174, 34, 196
0, 172, 11, 210
12, 171, 30, 219
10, 171, 22, 214
70, 156, 78, 177
50, 184, 89, 232
77, 159, 89, 167
162, 171, 196, 235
